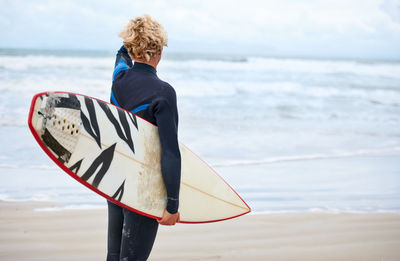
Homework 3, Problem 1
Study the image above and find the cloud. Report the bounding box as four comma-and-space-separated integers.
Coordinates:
1, 0, 399, 59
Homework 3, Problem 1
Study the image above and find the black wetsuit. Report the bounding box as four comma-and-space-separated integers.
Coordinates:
106, 46, 181, 261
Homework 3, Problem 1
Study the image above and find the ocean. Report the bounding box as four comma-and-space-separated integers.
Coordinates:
0, 48, 399, 213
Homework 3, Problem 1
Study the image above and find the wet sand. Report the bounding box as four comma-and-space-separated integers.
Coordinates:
0, 200, 399, 261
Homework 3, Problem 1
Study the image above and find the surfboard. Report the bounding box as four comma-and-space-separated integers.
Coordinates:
28, 92, 250, 223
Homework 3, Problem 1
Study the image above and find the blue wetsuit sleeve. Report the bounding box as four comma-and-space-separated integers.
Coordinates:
150, 88, 181, 214
112, 46, 132, 81
111, 46, 132, 106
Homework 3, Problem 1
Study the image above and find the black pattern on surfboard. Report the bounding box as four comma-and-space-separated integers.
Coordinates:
111, 180, 125, 201
69, 158, 83, 174
80, 97, 102, 149
69, 149, 125, 201
42, 93, 141, 201
97, 100, 136, 154
128, 112, 138, 130
53, 94, 81, 110
57, 94, 138, 154
80, 143, 117, 188
41, 128, 72, 164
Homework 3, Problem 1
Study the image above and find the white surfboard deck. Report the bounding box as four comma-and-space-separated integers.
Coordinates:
28, 92, 250, 223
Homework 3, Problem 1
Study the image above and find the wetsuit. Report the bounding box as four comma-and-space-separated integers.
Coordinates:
106, 46, 181, 261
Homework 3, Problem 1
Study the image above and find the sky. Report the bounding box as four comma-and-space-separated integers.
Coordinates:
1, 0, 400, 59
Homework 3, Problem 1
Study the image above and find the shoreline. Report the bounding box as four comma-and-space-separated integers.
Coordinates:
3, 198, 399, 215
1, 152, 399, 215
1, 200, 400, 261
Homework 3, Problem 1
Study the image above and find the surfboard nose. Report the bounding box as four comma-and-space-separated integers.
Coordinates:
178, 143, 251, 223
29, 93, 82, 164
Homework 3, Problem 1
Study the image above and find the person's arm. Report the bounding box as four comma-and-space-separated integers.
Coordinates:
110, 46, 133, 106
112, 45, 132, 81
150, 87, 181, 220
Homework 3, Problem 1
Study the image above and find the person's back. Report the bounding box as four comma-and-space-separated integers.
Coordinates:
112, 58, 179, 127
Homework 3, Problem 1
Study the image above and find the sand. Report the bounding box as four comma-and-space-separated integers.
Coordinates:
0, 201, 399, 261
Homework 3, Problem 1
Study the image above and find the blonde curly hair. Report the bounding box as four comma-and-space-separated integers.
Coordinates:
119, 15, 168, 62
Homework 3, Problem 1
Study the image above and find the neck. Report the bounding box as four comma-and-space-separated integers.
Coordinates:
134, 60, 157, 69
134, 55, 160, 70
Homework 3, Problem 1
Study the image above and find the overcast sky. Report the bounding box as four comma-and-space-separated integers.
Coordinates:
1, 0, 400, 59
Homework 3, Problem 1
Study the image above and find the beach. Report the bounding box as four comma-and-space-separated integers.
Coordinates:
2, 2, 400, 259
1, 49, 400, 260
1, 200, 399, 261
1, 50, 400, 214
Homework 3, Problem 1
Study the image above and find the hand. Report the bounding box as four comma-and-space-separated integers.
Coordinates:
157, 209, 180, 226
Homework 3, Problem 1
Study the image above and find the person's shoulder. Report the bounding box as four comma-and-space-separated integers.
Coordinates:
157, 79, 176, 99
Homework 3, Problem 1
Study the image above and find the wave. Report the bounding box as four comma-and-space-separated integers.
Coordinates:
0, 163, 58, 170
33, 206, 400, 213
1, 52, 399, 80
0, 193, 55, 202
161, 56, 400, 79
248, 57, 400, 78
0, 200, 389, 213
0, 55, 114, 71
0, 48, 114, 57
250, 208, 400, 215
211, 147, 400, 167
170, 79, 400, 105
35, 204, 106, 212
2, 147, 399, 171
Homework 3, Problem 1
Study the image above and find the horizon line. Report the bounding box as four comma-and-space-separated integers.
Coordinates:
0, 46, 399, 63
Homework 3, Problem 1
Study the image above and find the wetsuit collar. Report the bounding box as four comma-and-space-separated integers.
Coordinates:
132, 62, 157, 75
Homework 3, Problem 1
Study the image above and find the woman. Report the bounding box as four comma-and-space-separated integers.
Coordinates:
107, 15, 181, 261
